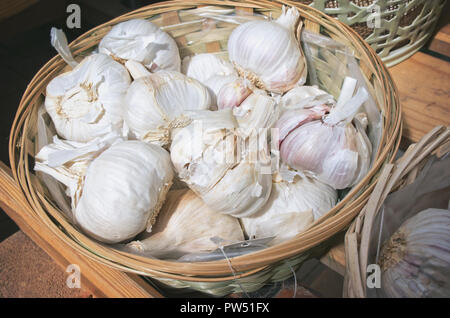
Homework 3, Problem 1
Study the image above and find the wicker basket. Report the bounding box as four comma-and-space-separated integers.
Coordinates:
295, 0, 447, 67
344, 125, 450, 298
9, 0, 402, 296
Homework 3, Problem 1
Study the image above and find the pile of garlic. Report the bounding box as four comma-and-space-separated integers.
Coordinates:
35, 6, 373, 259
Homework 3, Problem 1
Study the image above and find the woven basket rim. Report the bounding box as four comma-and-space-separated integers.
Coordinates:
9, 0, 402, 281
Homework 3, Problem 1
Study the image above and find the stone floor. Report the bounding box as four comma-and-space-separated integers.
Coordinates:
0, 231, 93, 298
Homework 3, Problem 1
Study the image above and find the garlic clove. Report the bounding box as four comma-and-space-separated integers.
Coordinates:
217, 78, 252, 109
124, 70, 212, 146
200, 161, 272, 218
99, 19, 181, 72
126, 189, 244, 259
45, 53, 131, 142
275, 106, 328, 142
203, 74, 239, 107
228, 5, 307, 94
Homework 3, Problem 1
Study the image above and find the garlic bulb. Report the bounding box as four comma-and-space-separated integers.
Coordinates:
124, 61, 212, 145
241, 175, 337, 245
99, 19, 181, 72
127, 189, 244, 259
45, 53, 131, 142
379, 208, 450, 298
217, 78, 252, 110
170, 109, 272, 217
182, 53, 236, 85
228, 6, 307, 94
35, 138, 174, 244
276, 79, 371, 189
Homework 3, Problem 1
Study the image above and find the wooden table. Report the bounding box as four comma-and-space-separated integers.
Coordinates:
1, 26, 449, 298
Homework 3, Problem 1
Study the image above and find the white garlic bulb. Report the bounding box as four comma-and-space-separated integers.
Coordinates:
241, 175, 337, 245
379, 208, 450, 298
76, 141, 173, 243
35, 137, 174, 244
228, 6, 307, 94
99, 19, 181, 72
276, 79, 371, 189
127, 189, 244, 259
182, 53, 236, 84
45, 53, 131, 142
124, 62, 212, 146
170, 109, 272, 218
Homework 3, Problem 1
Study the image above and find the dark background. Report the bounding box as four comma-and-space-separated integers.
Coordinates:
0, 0, 161, 241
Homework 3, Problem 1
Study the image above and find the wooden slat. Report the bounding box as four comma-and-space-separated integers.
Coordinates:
429, 23, 450, 58
389, 52, 450, 143
0, 162, 162, 298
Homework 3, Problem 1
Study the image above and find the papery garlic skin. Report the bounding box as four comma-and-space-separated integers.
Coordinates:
127, 189, 244, 259
34, 133, 124, 211
75, 141, 173, 244
99, 19, 181, 72
182, 53, 236, 84
170, 109, 238, 193
45, 53, 131, 142
379, 209, 450, 298
124, 70, 212, 145
232, 90, 279, 138
280, 85, 335, 111
228, 6, 306, 94
170, 109, 272, 218
241, 176, 337, 245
